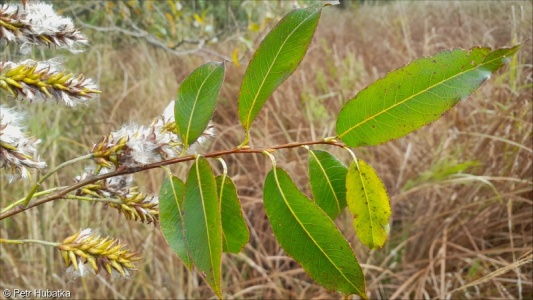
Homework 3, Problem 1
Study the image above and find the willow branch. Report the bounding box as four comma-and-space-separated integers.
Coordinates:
0, 138, 346, 220
22, 153, 94, 206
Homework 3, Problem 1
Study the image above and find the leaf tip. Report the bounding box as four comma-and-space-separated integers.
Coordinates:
216, 60, 226, 68
324, 0, 341, 6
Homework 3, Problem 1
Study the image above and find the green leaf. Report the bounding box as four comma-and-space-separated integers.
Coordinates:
175, 62, 225, 148
238, 4, 325, 144
183, 157, 222, 297
336, 45, 521, 147
308, 149, 348, 219
159, 176, 192, 269
264, 167, 367, 298
346, 159, 391, 249
216, 175, 249, 253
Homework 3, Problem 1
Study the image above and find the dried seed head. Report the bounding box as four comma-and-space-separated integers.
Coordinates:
58, 228, 141, 279
0, 4, 32, 43
0, 105, 46, 182
91, 123, 183, 169
90, 101, 216, 169
109, 192, 159, 225
0, 59, 100, 106
74, 170, 159, 225
0, 3, 88, 51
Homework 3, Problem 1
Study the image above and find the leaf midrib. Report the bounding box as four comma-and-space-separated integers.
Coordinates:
338, 49, 504, 139
184, 66, 219, 146
168, 177, 191, 267
195, 160, 219, 290
310, 151, 341, 216
273, 168, 362, 294
170, 178, 183, 218
353, 161, 377, 248
243, 10, 318, 129
218, 176, 230, 251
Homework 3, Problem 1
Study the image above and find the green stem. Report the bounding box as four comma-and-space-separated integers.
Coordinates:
216, 157, 228, 184
22, 153, 93, 207
1, 186, 67, 214
262, 150, 277, 167
65, 195, 122, 205
343, 146, 361, 170
238, 131, 250, 149
161, 166, 173, 179
0, 238, 59, 247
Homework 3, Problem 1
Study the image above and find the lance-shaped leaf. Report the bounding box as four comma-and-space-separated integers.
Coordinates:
336, 45, 521, 147
346, 159, 391, 249
308, 149, 348, 219
238, 4, 325, 144
216, 175, 249, 253
175, 62, 225, 148
183, 157, 222, 297
159, 176, 192, 269
264, 167, 367, 298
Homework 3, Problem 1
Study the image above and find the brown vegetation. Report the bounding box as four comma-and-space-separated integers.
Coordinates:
1, 1, 531, 299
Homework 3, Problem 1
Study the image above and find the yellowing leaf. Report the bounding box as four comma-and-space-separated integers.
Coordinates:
232, 48, 240, 67
165, 12, 174, 23
346, 159, 391, 249
165, 13, 176, 37
145, 0, 153, 11
167, 0, 177, 14
248, 22, 260, 32
193, 13, 204, 25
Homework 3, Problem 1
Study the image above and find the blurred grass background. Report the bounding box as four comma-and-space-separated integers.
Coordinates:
1, 0, 532, 298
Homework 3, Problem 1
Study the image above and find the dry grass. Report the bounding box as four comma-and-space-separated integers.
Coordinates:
1, 1, 532, 299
